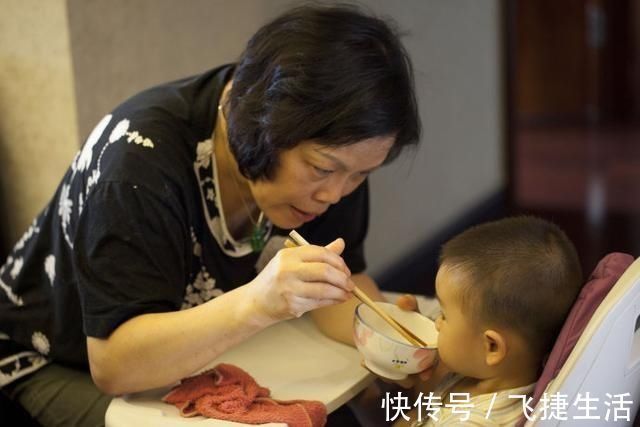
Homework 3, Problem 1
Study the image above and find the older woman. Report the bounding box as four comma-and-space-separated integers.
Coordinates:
0, 4, 420, 426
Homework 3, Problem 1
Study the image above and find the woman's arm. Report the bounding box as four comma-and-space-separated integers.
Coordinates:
88, 284, 268, 395
310, 273, 384, 346
88, 240, 353, 395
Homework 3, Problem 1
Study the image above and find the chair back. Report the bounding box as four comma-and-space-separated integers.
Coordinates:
521, 253, 639, 426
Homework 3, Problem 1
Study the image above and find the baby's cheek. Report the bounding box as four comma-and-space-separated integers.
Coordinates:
435, 334, 450, 363
435, 329, 444, 347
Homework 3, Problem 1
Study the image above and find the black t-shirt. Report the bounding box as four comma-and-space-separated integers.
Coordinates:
0, 64, 369, 386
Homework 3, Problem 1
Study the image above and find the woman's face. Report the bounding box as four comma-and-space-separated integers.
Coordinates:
250, 136, 394, 229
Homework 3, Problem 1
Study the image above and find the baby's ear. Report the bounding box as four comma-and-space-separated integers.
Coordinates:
483, 329, 507, 367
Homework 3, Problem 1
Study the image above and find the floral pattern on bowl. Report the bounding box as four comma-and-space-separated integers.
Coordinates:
353, 302, 438, 380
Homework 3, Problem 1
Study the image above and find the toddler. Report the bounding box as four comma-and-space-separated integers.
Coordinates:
395, 216, 583, 426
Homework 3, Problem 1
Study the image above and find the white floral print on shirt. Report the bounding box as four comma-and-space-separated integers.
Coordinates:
75, 114, 112, 173
59, 183, 74, 248
182, 267, 223, 309
44, 255, 55, 286
190, 227, 202, 257
195, 139, 212, 169
109, 119, 130, 142
31, 331, 50, 355
0, 218, 40, 307
182, 228, 223, 309
0, 278, 22, 306
62, 117, 156, 249
14, 219, 40, 251
59, 184, 73, 220
9, 258, 23, 280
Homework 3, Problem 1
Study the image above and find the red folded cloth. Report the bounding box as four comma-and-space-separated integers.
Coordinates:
163, 363, 327, 427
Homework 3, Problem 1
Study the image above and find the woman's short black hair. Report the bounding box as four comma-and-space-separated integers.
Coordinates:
226, 3, 421, 180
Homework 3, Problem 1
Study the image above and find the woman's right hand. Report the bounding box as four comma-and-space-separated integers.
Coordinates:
247, 238, 355, 322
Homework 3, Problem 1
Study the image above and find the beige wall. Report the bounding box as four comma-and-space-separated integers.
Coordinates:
365, 0, 504, 275
67, 0, 293, 139
2, 0, 504, 278
0, 0, 79, 242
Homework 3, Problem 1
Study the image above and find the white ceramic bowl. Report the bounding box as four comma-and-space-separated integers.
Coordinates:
353, 302, 438, 380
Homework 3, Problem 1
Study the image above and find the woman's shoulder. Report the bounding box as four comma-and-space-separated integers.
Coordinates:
87, 64, 234, 189
116, 64, 234, 138
73, 111, 195, 197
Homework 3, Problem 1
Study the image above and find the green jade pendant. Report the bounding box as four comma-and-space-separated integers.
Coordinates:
250, 212, 267, 253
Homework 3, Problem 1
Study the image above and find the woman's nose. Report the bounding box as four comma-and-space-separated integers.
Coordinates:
313, 180, 346, 205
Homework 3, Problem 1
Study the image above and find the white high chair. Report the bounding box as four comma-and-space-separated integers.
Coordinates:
522, 253, 640, 426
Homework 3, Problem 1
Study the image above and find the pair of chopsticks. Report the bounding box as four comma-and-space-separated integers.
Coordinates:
286, 230, 427, 347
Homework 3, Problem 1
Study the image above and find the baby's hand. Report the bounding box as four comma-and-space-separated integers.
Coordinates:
395, 293, 418, 312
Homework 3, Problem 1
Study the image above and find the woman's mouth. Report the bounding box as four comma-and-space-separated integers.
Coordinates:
290, 206, 318, 223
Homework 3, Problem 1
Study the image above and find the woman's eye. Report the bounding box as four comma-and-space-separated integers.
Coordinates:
313, 166, 334, 176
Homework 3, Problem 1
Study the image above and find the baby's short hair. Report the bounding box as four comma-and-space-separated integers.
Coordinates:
440, 216, 583, 358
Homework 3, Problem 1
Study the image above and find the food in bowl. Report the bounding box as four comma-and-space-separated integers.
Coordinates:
353, 302, 438, 380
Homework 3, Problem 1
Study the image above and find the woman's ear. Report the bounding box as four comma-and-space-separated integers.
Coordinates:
483, 329, 507, 367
